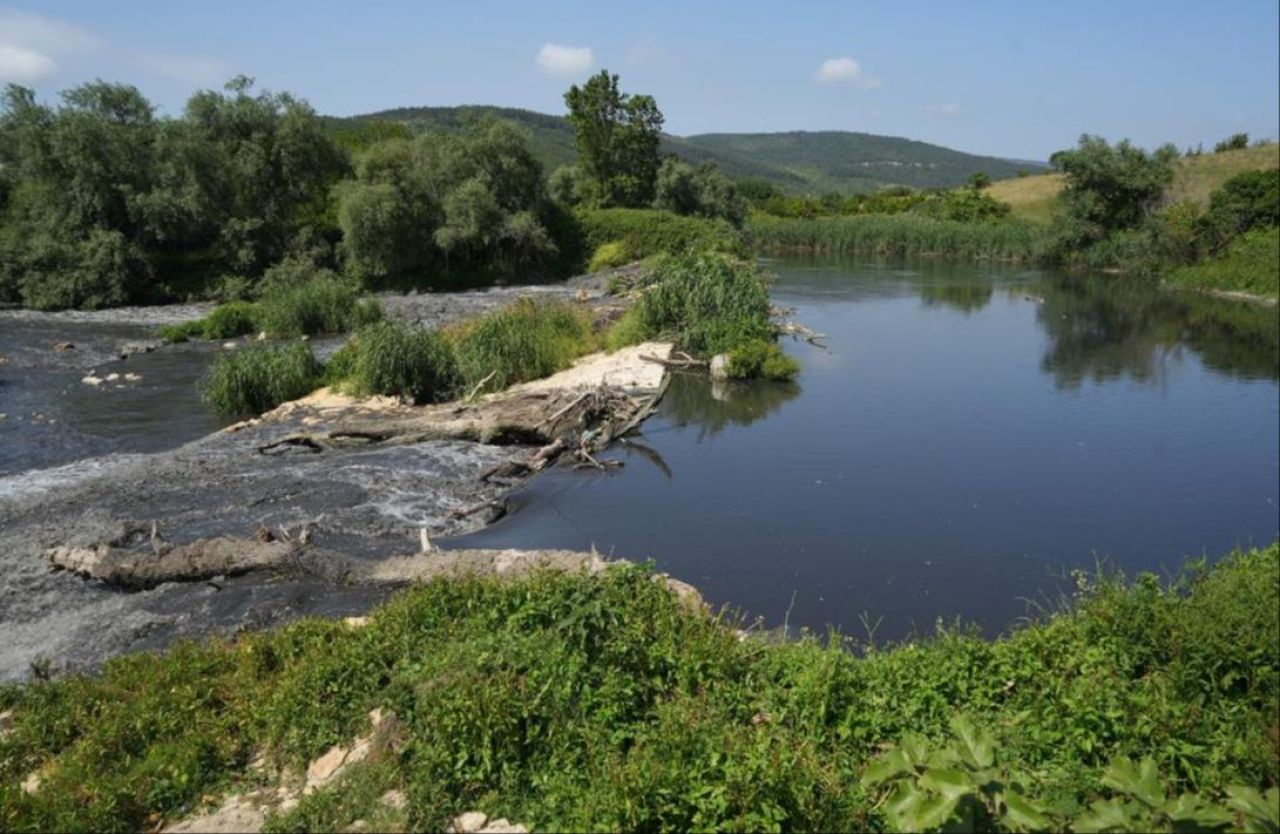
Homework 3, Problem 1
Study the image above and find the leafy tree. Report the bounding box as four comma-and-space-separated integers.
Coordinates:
548, 163, 585, 205
967, 171, 991, 190
1213, 133, 1249, 153
564, 70, 664, 207
1197, 168, 1280, 253
653, 156, 747, 226
1049, 135, 1178, 246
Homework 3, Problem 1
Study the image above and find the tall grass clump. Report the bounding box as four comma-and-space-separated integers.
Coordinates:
747, 214, 1048, 261
632, 251, 774, 355
575, 208, 746, 264
343, 322, 460, 404
1167, 226, 1279, 300
255, 277, 383, 338
0, 543, 1274, 832
452, 297, 597, 394
200, 342, 322, 416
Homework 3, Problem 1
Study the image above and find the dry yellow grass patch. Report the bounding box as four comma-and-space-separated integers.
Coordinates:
987, 143, 1279, 224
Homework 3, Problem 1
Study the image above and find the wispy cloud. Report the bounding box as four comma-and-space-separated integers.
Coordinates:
0, 6, 100, 82
813, 56, 881, 89
927, 101, 962, 116
0, 43, 55, 82
536, 43, 595, 78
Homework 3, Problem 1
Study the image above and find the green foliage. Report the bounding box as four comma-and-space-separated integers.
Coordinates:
726, 340, 800, 381
0, 76, 346, 308
603, 306, 649, 351
1, 544, 1275, 832
1215, 134, 1250, 154
1049, 135, 1179, 252
336, 119, 556, 289
564, 71, 664, 208
574, 207, 745, 266
748, 213, 1047, 261
255, 277, 382, 338
199, 342, 322, 415
200, 301, 259, 339
1197, 169, 1280, 254
587, 239, 633, 273
634, 251, 774, 355
341, 322, 460, 404
1168, 227, 1280, 300
653, 157, 748, 226
451, 297, 597, 394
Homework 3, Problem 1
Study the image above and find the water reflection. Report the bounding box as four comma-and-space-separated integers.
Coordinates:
662, 372, 801, 439
918, 282, 995, 315
1036, 276, 1279, 387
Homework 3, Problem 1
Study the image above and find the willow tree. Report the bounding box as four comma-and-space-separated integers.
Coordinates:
564, 71, 663, 208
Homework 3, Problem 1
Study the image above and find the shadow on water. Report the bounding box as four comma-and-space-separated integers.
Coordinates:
663, 371, 802, 440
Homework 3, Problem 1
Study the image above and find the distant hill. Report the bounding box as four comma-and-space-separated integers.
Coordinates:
987, 142, 1280, 223
335, 105, 1045, 194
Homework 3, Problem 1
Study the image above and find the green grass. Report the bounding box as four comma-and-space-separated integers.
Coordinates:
574, 208, 746, 264
199, 342, 323, 416
450, 297, 598, 395
747, 214, 1049, 261
587, 240, 633, 273
255, 278, 383, 339
0, 543, 1274, 832
725, 340, 800, 381
340, 321, 460, 405
631, 251, 775, 357
1167, 226, 1280, 300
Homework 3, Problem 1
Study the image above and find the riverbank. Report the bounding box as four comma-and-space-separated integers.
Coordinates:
1, 542, 1274, 832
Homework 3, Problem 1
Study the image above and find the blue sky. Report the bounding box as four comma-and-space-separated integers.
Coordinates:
2, 1, 1277, 160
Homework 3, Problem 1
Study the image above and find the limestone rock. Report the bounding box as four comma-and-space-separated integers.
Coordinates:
451, 811, 488, 833
709, 353, 730, 380
163, 794, 266, 834
380, 789, 407, 810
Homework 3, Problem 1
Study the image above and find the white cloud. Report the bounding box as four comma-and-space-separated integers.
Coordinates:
927, 102, 962, 116
135, 52, 229, 84
536, 43, 595, 78
0, 43, 55, 82
813, 56, 881, 89
0, 7, 100, 53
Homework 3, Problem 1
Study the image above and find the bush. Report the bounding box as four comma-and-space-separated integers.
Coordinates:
200, 301, 259, 339
587, 240, 633, 273
344, 322, 460, 404
604, 307, 649, 352
634, 251, 774, 355
726, 339, 800, 381
452, 297, 597, 394
256, 277, 382, 337
747, 214, 1047, 261
200, 342, 322, 415
574, 208, 745, 266
1168, 227, 1280, 299
1197, 168, 1280, 253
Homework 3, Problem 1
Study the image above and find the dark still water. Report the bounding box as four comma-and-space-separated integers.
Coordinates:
451, 257, 1280, 638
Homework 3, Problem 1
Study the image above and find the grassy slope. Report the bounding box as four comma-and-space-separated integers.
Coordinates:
988, 144, 1280, 224
1, 543, 1275, 832
335, 106, 1044, 195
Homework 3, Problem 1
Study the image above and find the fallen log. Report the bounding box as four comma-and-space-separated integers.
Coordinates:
48, 536, 297, 588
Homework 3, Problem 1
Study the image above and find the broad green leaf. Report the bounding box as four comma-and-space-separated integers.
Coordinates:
908, 793, 961, 832
1001, 791, 1054, 832
902, 733, 930, 768
863, 748, 912, 787
1225, 785, 1280, 832
1101, 756, 1163, 807
1163, 793, 1233, 828
949, 713, 995, 769
1072, 798, 1136, 833
919, 767, 975, 800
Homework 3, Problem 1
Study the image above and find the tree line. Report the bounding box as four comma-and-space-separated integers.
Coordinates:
0, 71, 748, 310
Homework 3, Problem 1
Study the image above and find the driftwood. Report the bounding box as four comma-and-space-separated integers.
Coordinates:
640, 353, 707, 369
778, 321, 828, 347
48, 536, 297, 588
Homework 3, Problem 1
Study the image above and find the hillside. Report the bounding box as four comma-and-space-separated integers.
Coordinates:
988, 143, 1280, 223
336, 105, 1043, 194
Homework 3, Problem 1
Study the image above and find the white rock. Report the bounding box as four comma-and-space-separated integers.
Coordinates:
343, 616, 370, 629
306, 744, 349, 787
124, 373, 142, 382
105, 373, 120, 381
21, 772, 41, 795
452, 811, 488, 833
81, 376, 103, 386
223, 342, 237, 350
709, 354, 731, 380
380, 789, 407, 810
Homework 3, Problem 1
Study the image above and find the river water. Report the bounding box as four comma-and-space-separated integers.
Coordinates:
0, 260, 1276, 662
451, 257, 1280, 638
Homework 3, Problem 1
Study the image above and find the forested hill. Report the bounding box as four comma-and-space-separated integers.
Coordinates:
332, 105, 1044, 194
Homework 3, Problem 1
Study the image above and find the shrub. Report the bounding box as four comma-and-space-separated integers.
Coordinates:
200, 342, 322, 415
587, 240, 633, 273
157, 320, 207, 344
747, 214, 1047, 261
256, 277, 382, 338
452, 297, 597, 393
344, 322, 460, 404
604, 307, 649, 351
1168, 227, 1280, 299
200, 301, 259, 339
574, 208, 745, 264
1197, 168, 1280, 253
726, 339, 800, 381
634, 251, 775, 355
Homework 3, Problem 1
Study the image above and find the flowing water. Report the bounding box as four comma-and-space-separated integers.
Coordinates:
450, 257, 1280, 638
0, 263, 1276, 672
